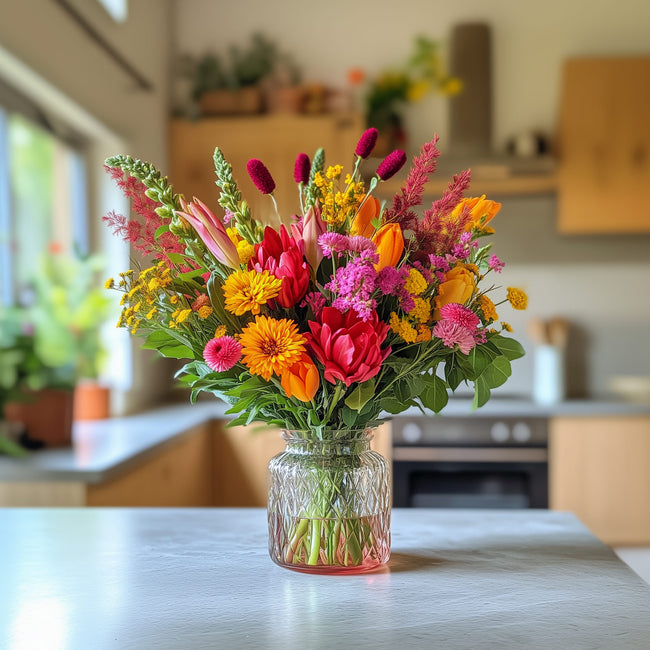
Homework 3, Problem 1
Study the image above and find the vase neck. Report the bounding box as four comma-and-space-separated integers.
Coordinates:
281, 429, 374, 455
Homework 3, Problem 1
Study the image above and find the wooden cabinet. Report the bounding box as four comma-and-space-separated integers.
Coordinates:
550, 416, 650, 545
557, 58, 650, 233
168, 113, 363, 226
212, 422, 393, 507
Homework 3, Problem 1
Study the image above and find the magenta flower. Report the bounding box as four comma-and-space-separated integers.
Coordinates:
293, 153, 311, 184
439, 303, 480, 331
355, 128, 379, 159
203, 336, 242, 372
432, 320, 476, 355
247, 159, 276, 194
489, 254, 505, 273
177, 198, 240, 269
376, 150, 407, 181
325, 251, 378, 321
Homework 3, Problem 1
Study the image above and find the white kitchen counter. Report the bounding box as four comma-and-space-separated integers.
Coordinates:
0, 508, 648, 649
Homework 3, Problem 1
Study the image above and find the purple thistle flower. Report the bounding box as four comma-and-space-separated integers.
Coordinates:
246, 159, 276, 194
376, 150, 407, 181
355, 128, 379, 159
293, 153, 311, 184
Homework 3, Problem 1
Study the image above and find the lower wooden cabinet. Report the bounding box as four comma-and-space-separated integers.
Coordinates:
550, 416, 650, 545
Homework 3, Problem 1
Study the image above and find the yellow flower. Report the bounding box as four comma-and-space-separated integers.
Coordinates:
146, 307, 158, 320
407, 79, 431, 102
239, 315, 306, 381
408, 297, 431, 324
223, 270, 282, 316
176, 308, 192, 324
237, 240, 254, 265
197, 305, 213, 319
390, 312, 417, 343
214, 325, 227, 338
170, 295, 179, 305
506, 287, 528, 310
501, 322, 513, 332
104, 278, 114, 289
416, 325, 432, 342
478, 294, 498, 322
450, 195, 501, 233
404, 268, 427, 296
434, 265, 476, 319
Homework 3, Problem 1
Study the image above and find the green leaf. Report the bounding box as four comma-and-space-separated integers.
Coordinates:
472, 375, 492, 409
142, 330, 193, 359
481, 356, 512, 389
445, 363, 464, 391
420, 374, 449, 413
344, 379, 375, 412
467, 346, 493, 376
379, 398, 413, 415
341, 405, 358, 427
491, 335, 526, 361
154, 224, 170, 239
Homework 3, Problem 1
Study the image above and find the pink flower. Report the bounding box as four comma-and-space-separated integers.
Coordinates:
247, 159, 276, 194
291, 204, 326, 271
432, 321, 476, 355
293, 153, 311, 184
306, 307, 391, 386
376, 149, 407, 181
489, 254, 505, 273
177, 198, 240, 269
355, 128, 379, 159
439, 303, 480, 330
301, 292, 327, 319
203, 336, 242, 372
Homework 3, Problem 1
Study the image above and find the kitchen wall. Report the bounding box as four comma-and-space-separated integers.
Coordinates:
173, 0, 650, 399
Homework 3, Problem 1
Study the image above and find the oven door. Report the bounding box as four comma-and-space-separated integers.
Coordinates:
392, 446, 548, 509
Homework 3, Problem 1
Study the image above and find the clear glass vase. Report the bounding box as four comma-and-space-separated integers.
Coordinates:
267, 428, 391, 574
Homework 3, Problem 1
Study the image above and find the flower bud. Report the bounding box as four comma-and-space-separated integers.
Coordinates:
355, 128, 379, 159
247, 159, 276, 194
293, 153, 311, 184
376, 149, 407, 181
372, 223, 404, 271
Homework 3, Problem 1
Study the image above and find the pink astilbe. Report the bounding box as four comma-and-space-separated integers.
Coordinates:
432, 320, 476, 355
102, 166, 184, 265
383, 136, 441, 231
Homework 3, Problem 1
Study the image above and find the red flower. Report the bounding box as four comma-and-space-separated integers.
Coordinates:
249, 225, 310, 309
306, 307, 391, 386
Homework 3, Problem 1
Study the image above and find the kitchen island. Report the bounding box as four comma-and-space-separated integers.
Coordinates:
1, 508, 649, 649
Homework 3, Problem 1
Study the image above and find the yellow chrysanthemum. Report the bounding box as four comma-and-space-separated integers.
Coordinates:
390, 312, 417, 344
197, 305, 213, 319
506, 287, 528, 311
214, 325, 227, 338
223, 270, 283, 316
239, 315, 306, 381
478, 294, 498, 322
408, 297, 431, 324
404, 269, 427, 296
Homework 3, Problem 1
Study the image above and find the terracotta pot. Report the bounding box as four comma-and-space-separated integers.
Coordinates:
4, 388, 74, 448
198, 87, 264, 116
73, 381, 111, 421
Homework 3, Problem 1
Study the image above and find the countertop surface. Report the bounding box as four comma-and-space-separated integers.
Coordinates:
0, 508, 649, 649
1, 397, 648, 483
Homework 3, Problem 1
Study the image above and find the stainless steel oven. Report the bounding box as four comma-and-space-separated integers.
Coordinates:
392, 416, 548, 509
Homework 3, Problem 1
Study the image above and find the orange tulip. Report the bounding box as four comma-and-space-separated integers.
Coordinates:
350, 196, 381, 238
450, 195, 501, 233
372, 223, 404, 271
433, 266, 476, 319
281, 355, 320, 402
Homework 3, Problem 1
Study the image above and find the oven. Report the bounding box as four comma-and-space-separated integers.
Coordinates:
391, 416, 548, 509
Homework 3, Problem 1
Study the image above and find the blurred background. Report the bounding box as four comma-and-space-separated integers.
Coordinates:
1, 0, 649, 420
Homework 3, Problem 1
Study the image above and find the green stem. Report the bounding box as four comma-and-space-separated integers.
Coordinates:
308, 519, 322, 565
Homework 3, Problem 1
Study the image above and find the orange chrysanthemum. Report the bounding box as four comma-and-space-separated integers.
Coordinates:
223, 269, 282, 316
239, 315, 306, 381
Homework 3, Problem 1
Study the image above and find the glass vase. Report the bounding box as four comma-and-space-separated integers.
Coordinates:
267, 428, 391, 574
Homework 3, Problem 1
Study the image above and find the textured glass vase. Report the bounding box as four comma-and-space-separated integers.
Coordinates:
267, 428, 391, 574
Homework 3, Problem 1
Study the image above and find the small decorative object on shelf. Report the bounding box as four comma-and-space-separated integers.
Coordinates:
103, 127, 526, 573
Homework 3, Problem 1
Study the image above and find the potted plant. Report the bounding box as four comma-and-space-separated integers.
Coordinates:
180, 33, 279, 116
0, 308, 76, 450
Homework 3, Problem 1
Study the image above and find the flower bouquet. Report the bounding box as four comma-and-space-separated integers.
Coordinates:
104, 128, 526, 572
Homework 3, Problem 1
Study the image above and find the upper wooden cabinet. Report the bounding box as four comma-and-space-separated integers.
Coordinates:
557, 57, 650, 233
168, 113, 364, 226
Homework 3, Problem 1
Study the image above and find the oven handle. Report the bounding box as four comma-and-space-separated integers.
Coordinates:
392, 446, 548, 463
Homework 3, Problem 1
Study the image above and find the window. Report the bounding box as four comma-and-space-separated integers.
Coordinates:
0, 100, 88, 306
